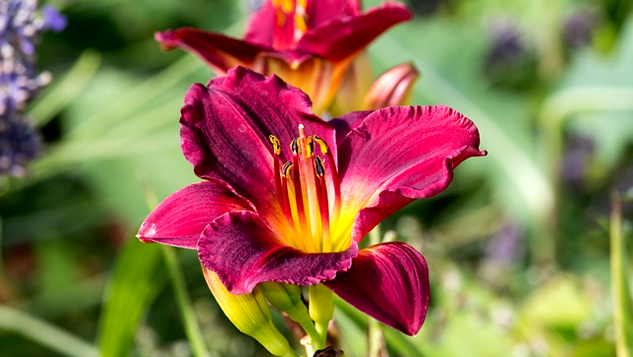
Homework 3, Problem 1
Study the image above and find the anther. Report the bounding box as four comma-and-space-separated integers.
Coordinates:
269, 135, 281, 155
282, 162, 293, 177
314, 157, 325, 177
306, 136, 315, 157
312, 135, 329, 154
290, 139, 299, 155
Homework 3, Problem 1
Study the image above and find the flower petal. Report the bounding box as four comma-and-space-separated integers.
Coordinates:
137, 180, 254, 249
155, 28, 269, 73
263, 56, 336, 115
327, 53, 373, 117
198, 210, 358, 294
180, 66, 336, 231
296, 3, 411, 62
245, 0, 358, 49
329, 110, 372, 145
243, 0, 279, 48
337, 106, 486, 243
324, 242, 429, 336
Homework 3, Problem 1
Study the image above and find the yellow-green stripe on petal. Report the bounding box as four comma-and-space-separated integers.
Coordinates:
202, 268, 298, 357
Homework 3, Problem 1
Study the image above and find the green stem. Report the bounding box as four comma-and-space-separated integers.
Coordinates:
161, 247, 209, 357
610, 191, 633, 357
367, 225, 385, 357
0, 305, 98, 357
367, 318, 383, 357
308, 284, 334, 350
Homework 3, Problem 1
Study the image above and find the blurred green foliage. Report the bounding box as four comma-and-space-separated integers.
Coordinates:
1, 0, 633, 356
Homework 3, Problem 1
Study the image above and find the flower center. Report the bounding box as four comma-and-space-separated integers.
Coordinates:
272, 0, 308, 44
269, 124, 343, 253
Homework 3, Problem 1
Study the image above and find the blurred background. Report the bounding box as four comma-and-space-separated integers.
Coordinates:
1, 0, 632, 356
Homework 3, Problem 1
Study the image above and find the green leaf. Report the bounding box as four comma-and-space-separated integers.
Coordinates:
0, 305, 98, 357
97, 238, 167, 357
30, 50, 102, 127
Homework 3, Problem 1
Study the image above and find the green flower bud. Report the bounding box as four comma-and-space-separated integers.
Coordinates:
202, 268, 298, 357
260, 282, 319, 338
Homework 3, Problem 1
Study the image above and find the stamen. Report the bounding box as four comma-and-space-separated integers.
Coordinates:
314, 156, 325, 177
269, 135, 281, 155
279, 0, 294, 13
313, 135, 341, 228
314, 156, 331, 251
282, 161, 293, 177
290, 138, 299, 155
312, 135, 328, 154
280, 163, 306, 251
269, 135, 285, 228
279, 162, 294, 222
305, 136, 314, 158
270, 129, 343, 253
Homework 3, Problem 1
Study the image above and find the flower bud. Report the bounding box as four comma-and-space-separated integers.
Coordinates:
362, 62, 419, 110
260, 282, 319, 337
202, 268, 297, 357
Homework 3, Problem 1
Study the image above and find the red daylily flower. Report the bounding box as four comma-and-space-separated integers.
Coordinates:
137, 67, 486, 335
155, 0, 411, 114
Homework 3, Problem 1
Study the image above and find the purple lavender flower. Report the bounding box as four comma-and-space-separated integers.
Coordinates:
563, 8, 597, 49
0, 0, 66, 176
42, 5, 67, 33
0, 116, 42, 176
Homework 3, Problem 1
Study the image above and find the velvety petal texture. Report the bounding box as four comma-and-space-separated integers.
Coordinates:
324, 242, 429, 335
198, 210, 358, 294
155, 29, 267, 73
180, 67, 336, 231
297, 2, 411, 61
336, 105, 487, 243
137, 180, 254, 249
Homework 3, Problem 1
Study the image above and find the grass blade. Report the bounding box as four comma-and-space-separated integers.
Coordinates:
97, 238, 167, 357
610, 190, 633, 357
161, 246, 209, 357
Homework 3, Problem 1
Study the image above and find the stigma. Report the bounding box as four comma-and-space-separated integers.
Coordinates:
269, 125, 342, 253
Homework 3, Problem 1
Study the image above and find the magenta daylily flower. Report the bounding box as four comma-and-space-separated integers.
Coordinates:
155, 0, 411, 114
137, 67, 485, 335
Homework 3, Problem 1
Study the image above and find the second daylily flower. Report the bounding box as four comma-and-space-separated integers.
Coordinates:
137, 66, 485, 336
155, 0, 412, 114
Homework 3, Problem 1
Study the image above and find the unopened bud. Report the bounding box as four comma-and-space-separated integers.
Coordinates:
202, 269, 298, 357
260, 282, 318, 337
362, 62, 419, 110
